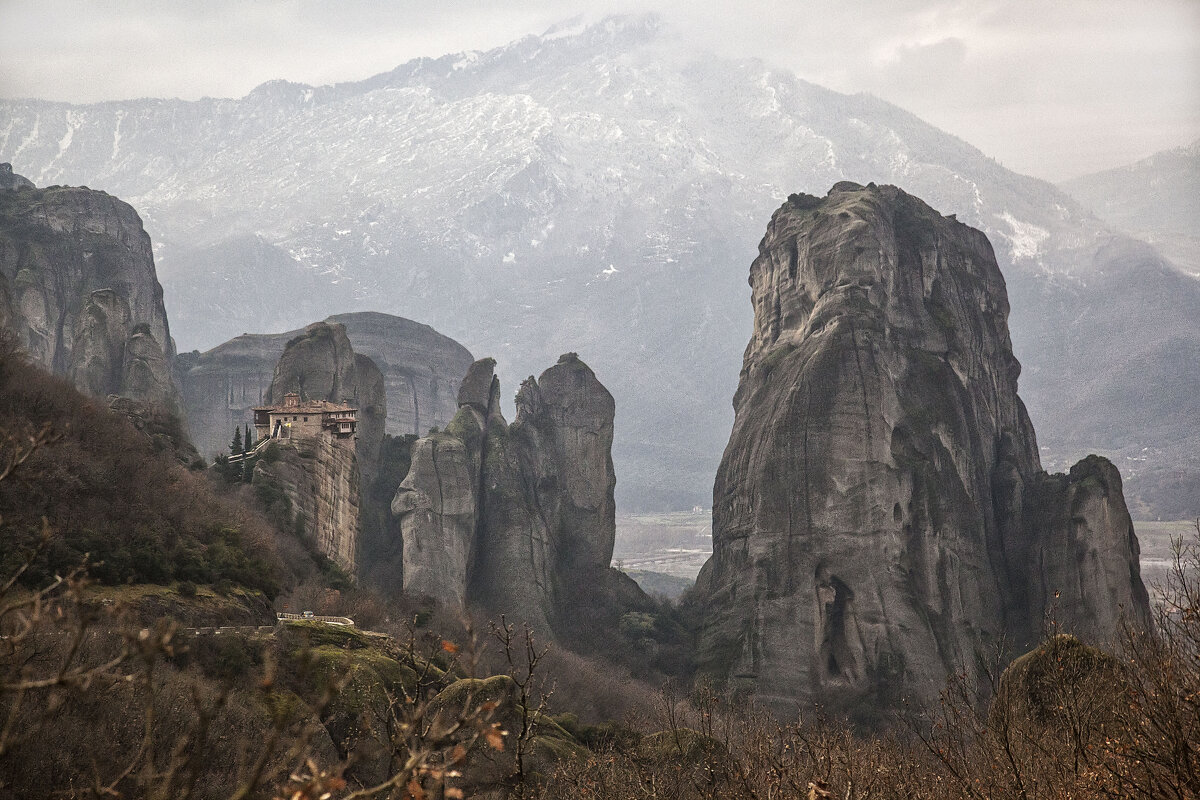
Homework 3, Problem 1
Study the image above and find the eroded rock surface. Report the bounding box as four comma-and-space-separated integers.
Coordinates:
0, 163, 33, 192
0, 170, 182, 420
256, 433, 360, 572
177, 312, 471, 460
393, 354, 635, 637
266, 321, 386, 474
329, 312, 472, 440
693, 183, 1150, 720
391, 433, 480, 608
251, 325, 373, 573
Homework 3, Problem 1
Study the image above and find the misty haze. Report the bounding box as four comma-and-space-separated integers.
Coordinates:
0, 3, 1196, 798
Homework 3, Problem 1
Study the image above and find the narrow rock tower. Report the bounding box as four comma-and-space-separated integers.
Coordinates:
694, 183, 1149, 720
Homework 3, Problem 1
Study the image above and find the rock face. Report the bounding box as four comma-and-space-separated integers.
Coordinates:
328, 312, 472, 440
694, 183, 1150, 720
0, 163, 34, 191
0, 168, 182, 419
176, 312, 472, 460
251, 324, 372, 573
266, 321, 386, 473
392, 353, 627, 635
392, 433, 480, 607
255, 433, 361, 572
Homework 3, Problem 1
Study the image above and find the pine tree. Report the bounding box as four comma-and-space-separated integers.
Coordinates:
242, 424, 253, 483
230, 426, 244, 483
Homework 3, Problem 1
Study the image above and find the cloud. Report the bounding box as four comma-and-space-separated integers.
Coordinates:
0, 0, 1196, 180
887, 37, 968, 70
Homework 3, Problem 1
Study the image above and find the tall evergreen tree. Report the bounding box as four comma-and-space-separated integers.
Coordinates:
229, 426, 244, 482
242, 424, 253, 483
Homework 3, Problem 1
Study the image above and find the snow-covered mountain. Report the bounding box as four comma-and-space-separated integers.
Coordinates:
1063, 139, 1200, 277
3, 15, 1197, 514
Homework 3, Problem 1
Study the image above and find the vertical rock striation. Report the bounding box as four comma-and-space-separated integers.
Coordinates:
392, 353, 634, 637
328, 312, 473, 440
693, 183, 1150, 720
266, 321, 386, 474
0, 167, 182, 419
252, 323, 381, 573
257, 431, 361, 572
176, 312, 472, 460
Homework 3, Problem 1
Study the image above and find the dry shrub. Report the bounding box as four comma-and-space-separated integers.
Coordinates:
0, 349, 311, 595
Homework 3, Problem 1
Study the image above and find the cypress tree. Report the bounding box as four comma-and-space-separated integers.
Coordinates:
230, 426, 244, 482
243, 424, 253, 483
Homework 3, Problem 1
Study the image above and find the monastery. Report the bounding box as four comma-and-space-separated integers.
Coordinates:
253, 392, 357, 443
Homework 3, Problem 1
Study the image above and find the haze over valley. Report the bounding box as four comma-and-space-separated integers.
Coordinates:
0, 4, 1196, 797
4, 14, 1198, 515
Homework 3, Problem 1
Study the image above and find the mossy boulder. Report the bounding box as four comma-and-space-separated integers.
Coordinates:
638, 728, 727, 764
990, 634, 1125, 736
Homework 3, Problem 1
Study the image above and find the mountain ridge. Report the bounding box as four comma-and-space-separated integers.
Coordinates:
4, 14, 1196, 514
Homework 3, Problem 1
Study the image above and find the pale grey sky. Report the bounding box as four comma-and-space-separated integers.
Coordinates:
1, 0, 1197, 181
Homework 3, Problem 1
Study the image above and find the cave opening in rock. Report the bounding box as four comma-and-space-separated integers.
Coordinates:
818, 571, 857, 682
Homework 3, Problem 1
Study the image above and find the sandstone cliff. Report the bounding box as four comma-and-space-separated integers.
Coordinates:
266, 321, 386, 474
0, 166, 182, 420
251, 324, 372, 573
255, 433, 360, 573
176, 312, 472, 460
393, 354, 641, 638
694, 183, 1150, 720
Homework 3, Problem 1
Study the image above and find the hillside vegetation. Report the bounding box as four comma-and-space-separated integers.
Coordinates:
0, 334, 312, 597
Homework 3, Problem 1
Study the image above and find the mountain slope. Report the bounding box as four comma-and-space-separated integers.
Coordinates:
3, 15, 1197, 513
1062, 139, 1200, 276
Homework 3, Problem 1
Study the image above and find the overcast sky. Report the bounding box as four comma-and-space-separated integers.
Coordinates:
1, 0, 1197, 181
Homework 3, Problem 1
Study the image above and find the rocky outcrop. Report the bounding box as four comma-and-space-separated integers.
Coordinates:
392, 354, 633, 637
1009, 455, 1149, 646
176, 312, 472, 460
266, 321, 386, 473
250, 325, 371, 573
391, 433, 480, 607
0, 171, 182, 420
0, 163, 34, 192
693, 183, 1150, 720
328, 312, 473, 440
254, 433, 360, 572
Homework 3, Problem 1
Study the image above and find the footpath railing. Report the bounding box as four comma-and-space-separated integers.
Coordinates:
276, 612, 355, 626
226, 436, 273, 464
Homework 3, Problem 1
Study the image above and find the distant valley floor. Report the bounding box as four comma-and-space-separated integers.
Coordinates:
615, 512, 1193, 605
